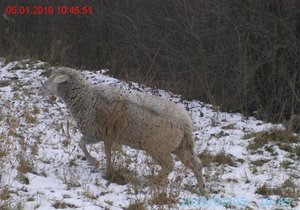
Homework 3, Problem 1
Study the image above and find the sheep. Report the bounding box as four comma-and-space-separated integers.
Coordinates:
39, 67, 206, 195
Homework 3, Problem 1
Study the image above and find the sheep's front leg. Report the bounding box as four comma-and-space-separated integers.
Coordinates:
79, 136, 100, 168
104, 140, 113, 174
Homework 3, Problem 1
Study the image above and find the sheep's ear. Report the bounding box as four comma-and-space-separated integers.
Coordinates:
53, 75, 69, 84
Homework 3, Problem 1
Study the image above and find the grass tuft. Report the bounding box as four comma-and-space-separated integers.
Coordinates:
82, 190, 98, 200
105, 167, 138, 186
247, 129, 299, 150
17, 173, 30, 185
280, 160, 293, 169
148, 192, 176, 206
256, 180, 299, 201
198, 150, 236, 167
17, 156, 33, 174
0, 80, 12, 87
32, 106, 41, 115
214, 152, 236, 166
125, 202, 146, 210
250, 159, 271, 167
221, 123, 235, 129
25, 113, 37, 124
52, 200, 78, 209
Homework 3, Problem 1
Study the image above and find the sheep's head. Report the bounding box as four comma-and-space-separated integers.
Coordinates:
39, 67, 72, 97
40, 67, 89, 102
39, 70, 69, 96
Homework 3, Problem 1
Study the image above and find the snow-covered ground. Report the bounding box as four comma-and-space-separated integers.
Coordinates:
0, 60, 299, 210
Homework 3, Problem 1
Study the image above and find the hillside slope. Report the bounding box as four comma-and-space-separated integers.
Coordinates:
0, 60, 299, 209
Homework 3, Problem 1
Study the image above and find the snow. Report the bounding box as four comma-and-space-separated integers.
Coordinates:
0, 60, 299, 209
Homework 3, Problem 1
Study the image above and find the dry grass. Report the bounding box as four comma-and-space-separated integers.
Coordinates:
24, 113, 37, 124
0, 80, 12, 87
52, 200, 78, 209
0, 186, 12, 209
245, 128, 300, 161
264, 145, 275, 154
280, 160, 293, 169
32, 144, 40, 158
250, 159, 271, 167
61, 173, 81, 189
124, 202, 147, 210
17, 156, 34, 174
0, 131, 13, 210
256, 180, 299, 202
148, 192, 177, 206
105, 167, 139, 186
17, 173, 30, 185
0, 148, 8, 159
221, 123, 236, 130
214, 152, 236, 166
82, 189, 98, 200
32, 106, 41, 115
198, 150, 236, 168
247, 129, 300, 151
0, 111, 44, 209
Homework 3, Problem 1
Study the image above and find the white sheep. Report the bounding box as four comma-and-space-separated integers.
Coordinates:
40, 67, 206, 194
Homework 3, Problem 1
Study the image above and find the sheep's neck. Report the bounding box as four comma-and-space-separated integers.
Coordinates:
64, 84, 91, 116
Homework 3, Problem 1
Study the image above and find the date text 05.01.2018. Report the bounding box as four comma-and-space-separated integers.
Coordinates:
5, 6, 93, 15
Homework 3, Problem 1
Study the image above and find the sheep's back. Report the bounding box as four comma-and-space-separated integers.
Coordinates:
97, 86, 191, 151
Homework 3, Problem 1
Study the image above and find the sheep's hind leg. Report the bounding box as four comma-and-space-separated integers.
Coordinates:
79, 137, 100, 168
174, 149, 206, 195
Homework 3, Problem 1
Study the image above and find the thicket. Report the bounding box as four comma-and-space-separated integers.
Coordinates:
1, 0, 300, 122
